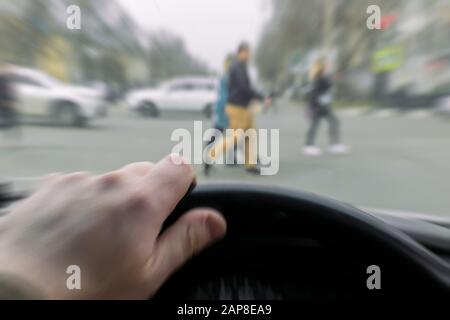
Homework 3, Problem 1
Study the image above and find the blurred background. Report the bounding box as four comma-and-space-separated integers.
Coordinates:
1, 0, 450, 217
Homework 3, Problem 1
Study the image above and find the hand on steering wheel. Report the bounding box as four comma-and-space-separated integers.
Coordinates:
0, 154, 226, 299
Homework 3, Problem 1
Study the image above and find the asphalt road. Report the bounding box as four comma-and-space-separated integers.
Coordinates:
1, 104, 450, 217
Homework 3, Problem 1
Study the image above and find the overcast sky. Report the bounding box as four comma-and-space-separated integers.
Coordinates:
116, 0, 271, 71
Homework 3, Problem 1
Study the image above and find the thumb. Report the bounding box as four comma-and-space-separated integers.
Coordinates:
147, 208, 226, 289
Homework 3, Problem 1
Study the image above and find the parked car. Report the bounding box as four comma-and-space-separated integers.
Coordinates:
7, 67, 107, 126
125, 77, 218, 118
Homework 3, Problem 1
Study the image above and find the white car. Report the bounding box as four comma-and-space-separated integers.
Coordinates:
126, 77, 218, 118
8, 67, 107, 126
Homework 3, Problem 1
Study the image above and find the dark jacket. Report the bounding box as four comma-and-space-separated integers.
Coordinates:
227, 60, 263, 107
309, 74, 332, 111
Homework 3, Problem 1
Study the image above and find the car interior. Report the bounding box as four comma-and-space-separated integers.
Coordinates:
2, 183, 449, 299
2, 0, 450, 306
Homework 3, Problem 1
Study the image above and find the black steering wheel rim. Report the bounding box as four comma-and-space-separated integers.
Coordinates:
157, 183, 450, 299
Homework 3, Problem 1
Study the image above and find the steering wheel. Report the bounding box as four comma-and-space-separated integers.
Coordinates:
154, 184, 450, 300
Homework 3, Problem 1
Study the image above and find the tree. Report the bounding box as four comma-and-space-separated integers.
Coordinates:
147, 30, 211, 83
255, 0, 406, 96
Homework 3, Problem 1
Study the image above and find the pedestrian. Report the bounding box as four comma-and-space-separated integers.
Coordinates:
204, 54, 234, 176
303, 57, 348, 156
0, 64, 21, 147
207, 42, 271, 175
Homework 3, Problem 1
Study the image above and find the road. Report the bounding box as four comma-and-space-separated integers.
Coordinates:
1, 105, 450, 217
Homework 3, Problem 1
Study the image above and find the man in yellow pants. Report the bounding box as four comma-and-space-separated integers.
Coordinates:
208, 42, 271, 175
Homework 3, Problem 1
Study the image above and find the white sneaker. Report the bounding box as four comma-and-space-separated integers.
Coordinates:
303, 146, 322, 156
329, 144, 350, 154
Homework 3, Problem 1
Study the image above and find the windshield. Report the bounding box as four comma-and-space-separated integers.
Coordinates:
1, 0, 450, 219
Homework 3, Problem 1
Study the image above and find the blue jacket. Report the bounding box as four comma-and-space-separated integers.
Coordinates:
214, 74, 229, 129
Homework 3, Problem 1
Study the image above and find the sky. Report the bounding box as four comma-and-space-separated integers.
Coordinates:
116, 0, 271, 71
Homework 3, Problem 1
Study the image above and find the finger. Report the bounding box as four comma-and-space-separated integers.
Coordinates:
92, 156, 194, 242
142, 154, 196, 220
38, 173, 64, 187
119, 162, 154, 179
96, 162, 153, 189
62, 171, 91, 182
146, 208, 226, 290
37, 172, 89, 193
96, 171, 124, 189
